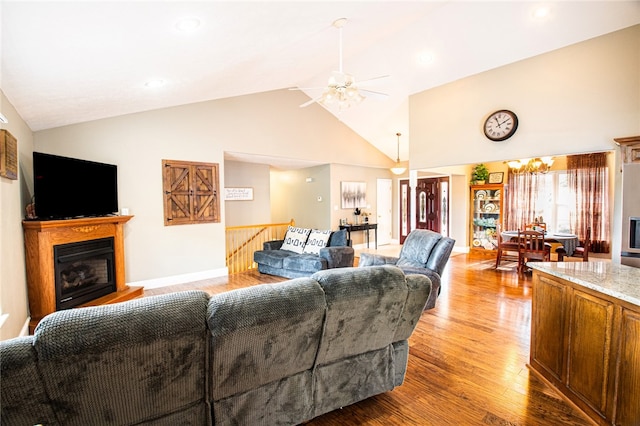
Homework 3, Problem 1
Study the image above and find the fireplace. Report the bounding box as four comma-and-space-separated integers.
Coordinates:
23, 215, 142, 333
54, 237, 116, 310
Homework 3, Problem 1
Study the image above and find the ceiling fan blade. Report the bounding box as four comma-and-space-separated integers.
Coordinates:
359, 88, 389, 98
289, 87, 325, 91
357, 75, 390, 85
299, 96, 322, 108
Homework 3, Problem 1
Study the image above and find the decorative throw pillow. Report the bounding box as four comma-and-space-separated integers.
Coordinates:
280, 226, 311, 254
302, 229, 332, 255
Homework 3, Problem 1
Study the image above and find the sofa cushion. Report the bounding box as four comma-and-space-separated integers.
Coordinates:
281, 226, 311, 253
32, 290, 211, 425
303, 229, 332, 255
283, 253, 326, 271
253, 248, 291, 268
328, 228, 347, 247
396, 229, 441, 267
207, 278, 325, 400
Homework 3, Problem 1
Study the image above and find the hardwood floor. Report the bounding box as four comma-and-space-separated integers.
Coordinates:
144, 252, 594, 425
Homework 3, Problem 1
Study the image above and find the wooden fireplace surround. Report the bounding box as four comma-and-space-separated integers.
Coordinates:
23, 215, 143, 333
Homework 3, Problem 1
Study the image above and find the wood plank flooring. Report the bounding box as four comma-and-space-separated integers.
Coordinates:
144, 252, 594, 425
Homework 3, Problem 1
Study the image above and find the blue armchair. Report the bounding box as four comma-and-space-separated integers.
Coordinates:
358, 229, 455, 309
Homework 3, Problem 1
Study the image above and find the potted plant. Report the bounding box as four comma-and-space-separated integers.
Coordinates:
471, 163, 489, 185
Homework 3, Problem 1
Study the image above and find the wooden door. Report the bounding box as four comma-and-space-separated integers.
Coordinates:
415, 177, 448, 233
399, 179, 411, 244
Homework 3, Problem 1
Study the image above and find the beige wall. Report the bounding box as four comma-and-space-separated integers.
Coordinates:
409, 25, 640, 169
32, 89, 392, 286
224, 160, 271, 227
270, 163, 393, 247
411, 25, 639, 253
0, 91, 34, 339
270, 165, 332, 229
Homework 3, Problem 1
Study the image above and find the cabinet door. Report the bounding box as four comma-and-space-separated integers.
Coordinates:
531, 274, 568, 382
615, 309, 640, 426
566, 289, 614, 417
162, 160, 220, 226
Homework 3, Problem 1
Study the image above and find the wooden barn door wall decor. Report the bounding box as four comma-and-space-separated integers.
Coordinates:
162, 159, 220, 226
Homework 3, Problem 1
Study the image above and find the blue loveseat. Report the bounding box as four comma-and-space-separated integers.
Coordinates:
253, 228, 354, 279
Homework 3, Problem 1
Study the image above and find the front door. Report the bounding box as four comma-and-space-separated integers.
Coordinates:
415, 177, 449, 235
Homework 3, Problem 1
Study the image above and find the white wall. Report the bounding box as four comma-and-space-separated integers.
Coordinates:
0, 91, 33, 339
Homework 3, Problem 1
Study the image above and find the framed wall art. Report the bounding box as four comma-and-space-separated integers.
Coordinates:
224, 187, 254, 201
488, 172, 504, 184
341, 181, 367, 209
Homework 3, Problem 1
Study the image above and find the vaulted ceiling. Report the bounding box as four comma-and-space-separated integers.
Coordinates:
2, 1, 639, 161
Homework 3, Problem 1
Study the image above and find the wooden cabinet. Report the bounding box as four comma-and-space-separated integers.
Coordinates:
617, 309, 640, 425
530, 271, 640, 425
470, 184, 503, 252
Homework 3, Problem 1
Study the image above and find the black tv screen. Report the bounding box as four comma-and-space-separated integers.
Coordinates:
33, 152, 118, 220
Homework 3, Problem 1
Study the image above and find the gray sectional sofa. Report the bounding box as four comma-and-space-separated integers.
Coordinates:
1, 265, 431, 425
253, 228, 354, 279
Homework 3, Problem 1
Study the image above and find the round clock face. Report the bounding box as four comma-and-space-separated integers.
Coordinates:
483, 110, 518, 141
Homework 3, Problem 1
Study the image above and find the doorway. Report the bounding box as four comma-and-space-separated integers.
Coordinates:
376, 178, 392, 245
400, 177, 450, 244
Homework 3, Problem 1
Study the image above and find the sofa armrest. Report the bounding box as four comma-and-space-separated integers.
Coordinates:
358, 252, 399, 267
263, 240, 284, 250
396, 266, 441, 310
319, 246, 355, 268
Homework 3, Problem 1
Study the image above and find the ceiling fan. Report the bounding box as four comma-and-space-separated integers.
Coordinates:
292, 18, 389, 110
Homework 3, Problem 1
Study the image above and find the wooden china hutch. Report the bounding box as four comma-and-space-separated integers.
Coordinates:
469, 184, 504, 253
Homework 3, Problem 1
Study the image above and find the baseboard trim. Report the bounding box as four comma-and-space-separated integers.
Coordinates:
129, 267, 229, 290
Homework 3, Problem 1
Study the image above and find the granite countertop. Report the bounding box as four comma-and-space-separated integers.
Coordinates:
527, 261, 640, 307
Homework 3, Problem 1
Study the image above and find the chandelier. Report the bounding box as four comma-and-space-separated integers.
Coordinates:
507, 156, 554, 174
318, 18, 365, 111
390, 132, 407, 175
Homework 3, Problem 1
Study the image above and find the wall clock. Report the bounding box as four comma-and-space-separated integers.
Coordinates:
483, 109, 518, 141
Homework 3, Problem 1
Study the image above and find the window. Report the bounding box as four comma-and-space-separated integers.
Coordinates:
530, 172, 572, 234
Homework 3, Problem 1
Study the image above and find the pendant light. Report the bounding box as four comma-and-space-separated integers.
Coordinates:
390, 132, 407, 175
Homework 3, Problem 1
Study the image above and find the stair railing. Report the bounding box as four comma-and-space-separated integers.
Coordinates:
225, 219, 294, 274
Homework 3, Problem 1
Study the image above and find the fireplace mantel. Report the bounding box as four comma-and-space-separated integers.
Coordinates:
23, 215, 143, 333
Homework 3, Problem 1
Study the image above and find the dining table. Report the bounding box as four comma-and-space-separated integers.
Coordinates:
501, 231, 580, 257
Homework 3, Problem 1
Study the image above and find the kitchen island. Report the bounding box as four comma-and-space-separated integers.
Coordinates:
528, 261, 640, 426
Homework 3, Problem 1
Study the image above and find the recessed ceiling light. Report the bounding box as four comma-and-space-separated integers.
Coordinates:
175, 17, 201, 32
416, 51, 435, 65
532, 6, 551, 19
144, 79, 166, 89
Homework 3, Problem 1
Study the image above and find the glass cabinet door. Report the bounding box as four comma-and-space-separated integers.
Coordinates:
470, 184, 503, 251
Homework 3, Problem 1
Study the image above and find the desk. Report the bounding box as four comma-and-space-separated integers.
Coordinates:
339, 223, 377, 249
502, 231, 579, 256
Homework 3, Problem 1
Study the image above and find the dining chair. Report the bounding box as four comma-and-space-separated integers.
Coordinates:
525, 222, 547, 232
494, 225, 521, 268
557, 227, 591, 262
518, 229, 551, 274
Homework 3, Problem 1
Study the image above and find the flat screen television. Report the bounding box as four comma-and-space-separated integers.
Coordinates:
33, 152, 118, 220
